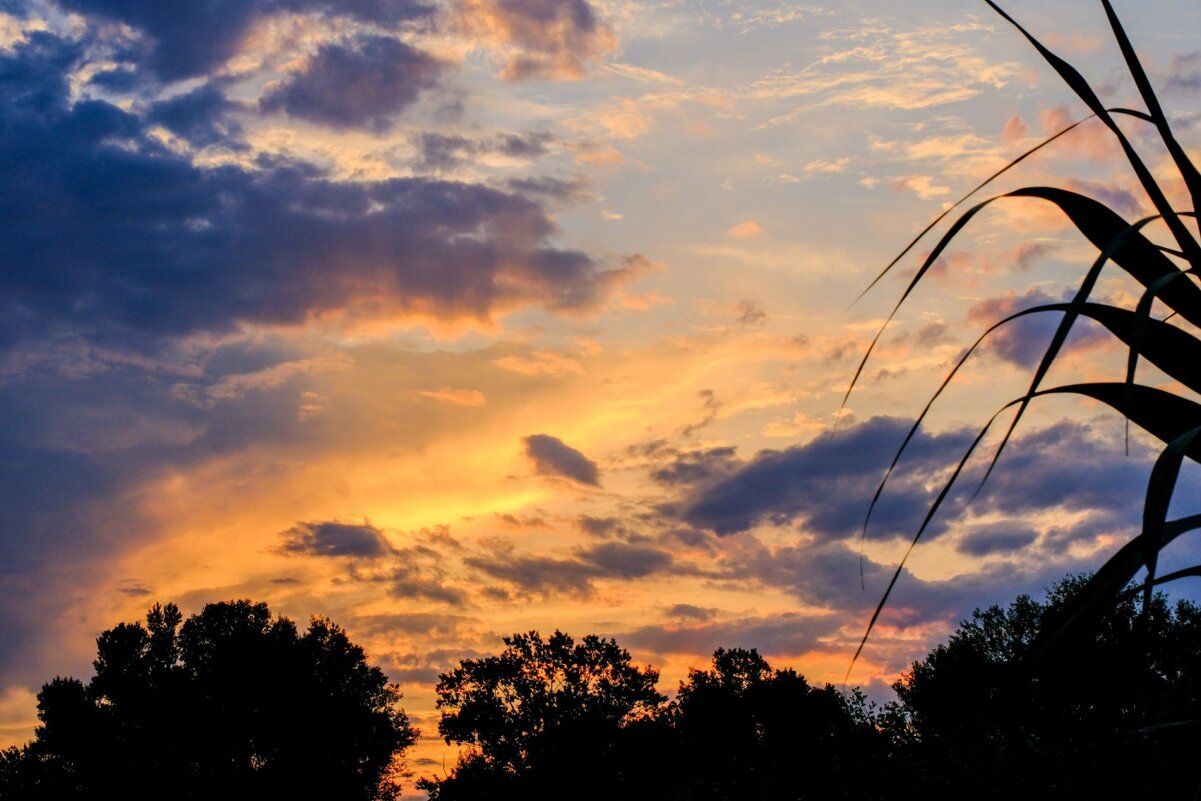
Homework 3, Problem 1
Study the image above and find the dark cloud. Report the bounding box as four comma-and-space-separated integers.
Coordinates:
505, 175, 592, 204
147, 82, 242, 146
337, 544, 467, 606
620, 612, 842, 659
412, 130, 554, 172
464, 541, 673, 597
60, 0, 435, 81
464, 552, 599, 596
351, 612, 471, 638
381, 542, 468, 606
671, 411, 1157, 545
672, 416, 973, 538
957, 524, 1039, 557
681, 389, 721, 437
664, 603, 716, 621
970, 422, 1149, 520
649, 446, 738, 487
413, 132, 475, 171
1164, 53, 1201, 94
722, 540, 900, 613
523, 434, 601, 486
260, 36, 442, 131
965, 288, 1111, 369
1012, 241, 1058, 270
494, 130, 553, 157
735, 299, 767, 326
0, 34, 640, 351
577, 515, 623, 537
1064, 178, 1141, 217
279, 520, 393, 558
577, 542, 672, 578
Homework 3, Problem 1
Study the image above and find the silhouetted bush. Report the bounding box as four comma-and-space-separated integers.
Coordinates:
883, 575, 1201, 800
0, 600, 416, 801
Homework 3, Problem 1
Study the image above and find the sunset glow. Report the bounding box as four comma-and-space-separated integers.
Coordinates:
3, 0, 1201, 790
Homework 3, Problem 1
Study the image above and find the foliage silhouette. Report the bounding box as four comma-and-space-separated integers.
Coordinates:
418, 630, 665, 801
847, 0, 1201, 673
881, 575, 1201, 799
671, 648, 887, 800
421, 635, 886, 801
0, 600, 416, 801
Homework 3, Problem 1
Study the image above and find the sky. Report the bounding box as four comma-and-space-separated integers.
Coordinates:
2, 0, 1201, 786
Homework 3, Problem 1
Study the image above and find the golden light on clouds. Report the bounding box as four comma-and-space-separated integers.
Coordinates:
4, 3, 1201, 788
727, 220, 765, 238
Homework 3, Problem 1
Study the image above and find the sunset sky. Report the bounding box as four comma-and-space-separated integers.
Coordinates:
3, 0, 1201, 784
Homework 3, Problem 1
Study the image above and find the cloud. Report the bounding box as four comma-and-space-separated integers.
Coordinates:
279, 520, 392, 558
412, 130, 553, 171
463, 540, 673, 597
889, 174, 950, 199
453, 0, 617, 80
966, 288, 1111, 368
671, 416, 973, 538
417, 387, 487, 407
957, 524, 1039, 557
577, 515, 625, 537
735, 299, 767, 326
670, 410, 1156, 547
650, 446, 738, 487
1063, 177, 1141, 217
664, 604, 716, 621
505, 175, 592, 204
1011, 241, 1057, 270
60, 0, 435, 81
337, 530, 468, 605
0, 33, 643, 350
969, 422, 1149, 522
1164, 53, 1201, 94
681, 389, 722, 438
260, 35, 442, 131
726, 220, 764, 238
577, 542, 672, 578
523, 434, 600, 486
147, 82, 243, 146
620, 612, 843, 659
385, 553, 467, 605
494, 349, 584, 376
1002, 114, 1029, 143
752, 23, 1020, 114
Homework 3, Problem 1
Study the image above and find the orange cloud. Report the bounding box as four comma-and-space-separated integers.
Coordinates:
453, 0, 618, 80
727, 221, 765, 238
418, 387, 488, 407
1002, 114, 1028, 143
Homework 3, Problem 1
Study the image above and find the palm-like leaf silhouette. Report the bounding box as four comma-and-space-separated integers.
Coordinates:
847, 0, 1201, 676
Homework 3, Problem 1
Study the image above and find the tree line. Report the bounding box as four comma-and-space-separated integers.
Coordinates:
3, 575, 1200, 800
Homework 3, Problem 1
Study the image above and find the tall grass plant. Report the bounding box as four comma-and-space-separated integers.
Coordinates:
848, 0, 1201, 672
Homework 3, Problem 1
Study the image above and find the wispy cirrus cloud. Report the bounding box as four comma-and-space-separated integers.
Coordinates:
754, 22, 1021, 113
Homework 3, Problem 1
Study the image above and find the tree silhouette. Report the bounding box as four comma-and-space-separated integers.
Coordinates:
884, 575, 1201, 799
671, 648, 886, 800
419, 630, 666, 800
0, 600, 416, 801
